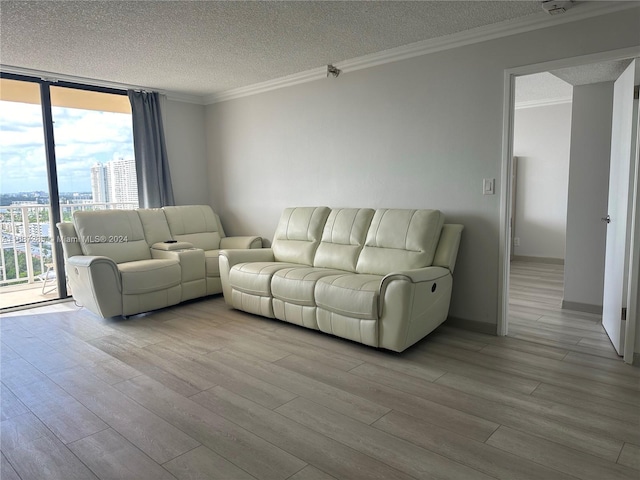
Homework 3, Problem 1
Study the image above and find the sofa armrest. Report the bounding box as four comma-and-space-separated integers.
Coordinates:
379, 266, 453, 352
67, 254, 119, 276
220, 247, 275, 265
220, 236, 262, 250
382, 266, 451, 284
65, 255, 123, 318
219, 248, 275, 304
151, 241, 194, 251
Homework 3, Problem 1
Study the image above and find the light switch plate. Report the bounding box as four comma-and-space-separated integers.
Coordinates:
483, 178, 495, 195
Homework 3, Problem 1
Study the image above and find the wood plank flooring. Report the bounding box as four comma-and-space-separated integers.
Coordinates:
508, 261, 618, 359
1, 272, 638, 479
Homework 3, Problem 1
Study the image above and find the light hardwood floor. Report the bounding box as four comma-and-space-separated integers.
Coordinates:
508, 261, 619, 359
1, 273, 638, 479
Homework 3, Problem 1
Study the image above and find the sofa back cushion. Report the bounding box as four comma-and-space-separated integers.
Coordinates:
73, 210, 151, 264
163, 205, 223, 251
313, 208, 375, 272
137, 208, 173, 246
356, 209, 444, 275
272, 207, 330, 265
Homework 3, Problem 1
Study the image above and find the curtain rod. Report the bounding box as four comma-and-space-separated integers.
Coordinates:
0, 64, 162, 95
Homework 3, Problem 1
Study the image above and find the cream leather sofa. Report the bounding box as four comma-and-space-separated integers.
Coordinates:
220, 207, 463, 352
57, 205, 261, 318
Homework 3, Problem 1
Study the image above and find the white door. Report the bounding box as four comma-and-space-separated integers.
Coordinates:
602, 60, 637, 355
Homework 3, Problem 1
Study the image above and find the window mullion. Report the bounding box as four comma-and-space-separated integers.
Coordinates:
39, 82, 67, 298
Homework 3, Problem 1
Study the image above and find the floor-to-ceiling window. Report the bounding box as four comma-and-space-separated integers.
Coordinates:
0, 74, 136, 310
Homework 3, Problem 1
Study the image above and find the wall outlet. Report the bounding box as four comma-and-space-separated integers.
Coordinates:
514, 237, 520, 247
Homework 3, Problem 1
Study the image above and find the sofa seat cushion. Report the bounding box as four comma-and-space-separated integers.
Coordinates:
118, 259, 181, 295
229, 262, 301, 297
272, 267, 347, 307
315, 274, 383, 320
204, 250, 221, 277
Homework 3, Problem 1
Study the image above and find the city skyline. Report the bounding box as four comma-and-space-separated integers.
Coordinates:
0, 99, 134, 194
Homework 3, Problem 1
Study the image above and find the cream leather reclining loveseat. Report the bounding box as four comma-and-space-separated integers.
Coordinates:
220, 207, 463, 352
57, 205, 261, 318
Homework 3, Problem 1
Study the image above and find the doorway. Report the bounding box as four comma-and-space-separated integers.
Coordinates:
499, 48, 640, 364
507, 72, 606, 354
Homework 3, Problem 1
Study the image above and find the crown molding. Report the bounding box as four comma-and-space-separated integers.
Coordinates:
206, 1, 639, 105
164, 92, 207, 105
204, 66, 327, 104
515, 97, 572, 109
0, 64, 205, 104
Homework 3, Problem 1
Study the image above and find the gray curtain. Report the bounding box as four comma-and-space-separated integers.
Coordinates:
128, 90, 175, 208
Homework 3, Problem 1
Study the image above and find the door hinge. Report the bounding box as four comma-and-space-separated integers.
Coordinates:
621, 307, 627, 321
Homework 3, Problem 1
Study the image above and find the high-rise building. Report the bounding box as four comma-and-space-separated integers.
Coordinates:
90, 162, 107, 202
90, 158, 138, 205
106, 158, 138, 204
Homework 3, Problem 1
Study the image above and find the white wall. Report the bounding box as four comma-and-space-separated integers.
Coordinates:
163, 99, 209, 206
205, 9, 640, 329
563, 82, 615, 310
513, 102, 572, 260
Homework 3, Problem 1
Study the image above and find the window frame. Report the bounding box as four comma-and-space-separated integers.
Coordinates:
0, 72, 131, 303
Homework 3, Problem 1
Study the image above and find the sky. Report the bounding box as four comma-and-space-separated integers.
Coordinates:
0, 100, 134, 194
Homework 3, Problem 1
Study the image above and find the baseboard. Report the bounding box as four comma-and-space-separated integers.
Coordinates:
561, 300, 603, 315
511, 255, 564, 265
445, 316, 497, 335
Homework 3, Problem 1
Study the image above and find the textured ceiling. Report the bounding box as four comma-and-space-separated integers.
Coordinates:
515, 58, 639, 107
551, 59, 633, 85
515, 72, 573, 107
0, 1, 547, 98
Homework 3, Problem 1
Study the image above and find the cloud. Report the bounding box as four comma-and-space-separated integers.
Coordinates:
0, 99, 134, 194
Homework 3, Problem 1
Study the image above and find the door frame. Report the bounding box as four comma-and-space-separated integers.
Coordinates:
498, 46, 640, 364
623, 89, 640, 365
